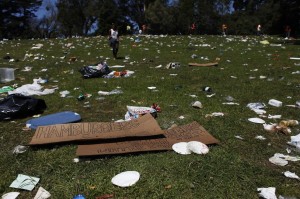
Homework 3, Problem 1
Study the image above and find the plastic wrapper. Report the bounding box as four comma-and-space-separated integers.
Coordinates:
0, 94, 47, 120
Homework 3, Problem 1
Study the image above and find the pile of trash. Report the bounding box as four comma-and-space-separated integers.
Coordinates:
79, 61, 134, 78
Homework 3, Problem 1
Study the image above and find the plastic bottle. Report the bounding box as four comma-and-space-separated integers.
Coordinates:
73, 194, 86, 199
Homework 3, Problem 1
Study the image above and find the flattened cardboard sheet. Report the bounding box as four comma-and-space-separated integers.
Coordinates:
76, 121, 219, 156
188, 62, 218, 67
29, 114, 162, 145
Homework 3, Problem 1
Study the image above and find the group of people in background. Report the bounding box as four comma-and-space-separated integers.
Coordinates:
108, 22, 293, 59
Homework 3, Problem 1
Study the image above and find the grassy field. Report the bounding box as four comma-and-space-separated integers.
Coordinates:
0, 34, 299, 199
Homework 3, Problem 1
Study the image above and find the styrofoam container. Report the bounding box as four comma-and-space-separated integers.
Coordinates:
0, 68, 15, 83
268, 99, 282, 107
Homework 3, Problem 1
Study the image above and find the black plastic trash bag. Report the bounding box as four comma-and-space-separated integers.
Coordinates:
0, 94, 47, 120
79, 62, 111, 78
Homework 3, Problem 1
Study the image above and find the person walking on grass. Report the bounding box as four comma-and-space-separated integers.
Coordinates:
109, 23, 119, 59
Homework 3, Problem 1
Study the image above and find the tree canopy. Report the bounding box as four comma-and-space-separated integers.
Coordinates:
1, 0, 299, 38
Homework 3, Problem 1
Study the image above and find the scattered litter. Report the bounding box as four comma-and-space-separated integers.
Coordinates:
205, 112, 224, 118
172, 141, 209, 155
1, 192, 20, 199
12, 145, 28, 154
8, 81, 56, 96
98, 89, 123, 95
187, 141, 209, 154
178, 116, 185, 119
9, 174, 40, 191
269, 153, 300, 166
0, 86, 14, 93
268, 114, 281, 119
263, 124, 277, 133
283, 171, 300, 180
166, 62, 180, 69
260, 40, 270, 45
191, 101, 203, 109
34, 187, 51, 199
222, 102, 239, 105
287, 133, 300, 149
235, 135, 244, 140
255, 135, 266, 140
111, 171, 140, 187
188, 62, 218, 67
268, 99, 282, 107
60, 90, 70, 97
73, 194, 86, 199
73, 158, 80, 163
257, 187, 277, 199
147, 86, 156, 90
289, 57, 300, 60
248, 118, 265, 124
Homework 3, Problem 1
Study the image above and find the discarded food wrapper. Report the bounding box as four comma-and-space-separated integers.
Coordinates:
9, 174, 40, 191
34, 187, 51, 199
268, 99, 282, 107
111, 171, 140, 187
248, 118, 265, 124
283, 171, 300, 180
257, 187, 277, 199
1, 192, 20, 199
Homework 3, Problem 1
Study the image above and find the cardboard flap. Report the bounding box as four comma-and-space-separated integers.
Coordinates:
76, 122, 219, 156
29, 114, 163, 145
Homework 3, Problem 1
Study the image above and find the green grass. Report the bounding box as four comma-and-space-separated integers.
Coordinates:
0, 35, 300, 198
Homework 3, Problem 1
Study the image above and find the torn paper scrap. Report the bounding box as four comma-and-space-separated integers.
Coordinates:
9, 174, 40, 191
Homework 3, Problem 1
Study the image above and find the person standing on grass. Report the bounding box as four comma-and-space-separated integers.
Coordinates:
222, 24, 227, 36
284, 25, 291, 39
109, 23, 119, 59
257, 24, 262, 36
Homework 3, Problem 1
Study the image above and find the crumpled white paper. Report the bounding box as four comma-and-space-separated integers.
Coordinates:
257, 187, 277, 199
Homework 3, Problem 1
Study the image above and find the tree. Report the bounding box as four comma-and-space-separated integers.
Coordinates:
0, 0, 42, 39
33, 0, 58, 38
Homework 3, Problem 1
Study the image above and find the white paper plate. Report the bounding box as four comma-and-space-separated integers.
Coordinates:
111, 171, 140, 187
187, 141, 209, 154
172, 142, 191, 155
248, 118, 265, 124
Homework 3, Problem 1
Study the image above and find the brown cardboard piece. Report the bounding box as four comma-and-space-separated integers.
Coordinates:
188, 62, 218, 67
29, 113, 163, 145
76, 121, 219, 156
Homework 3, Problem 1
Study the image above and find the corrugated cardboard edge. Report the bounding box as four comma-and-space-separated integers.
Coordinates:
29, 113, 163, 145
